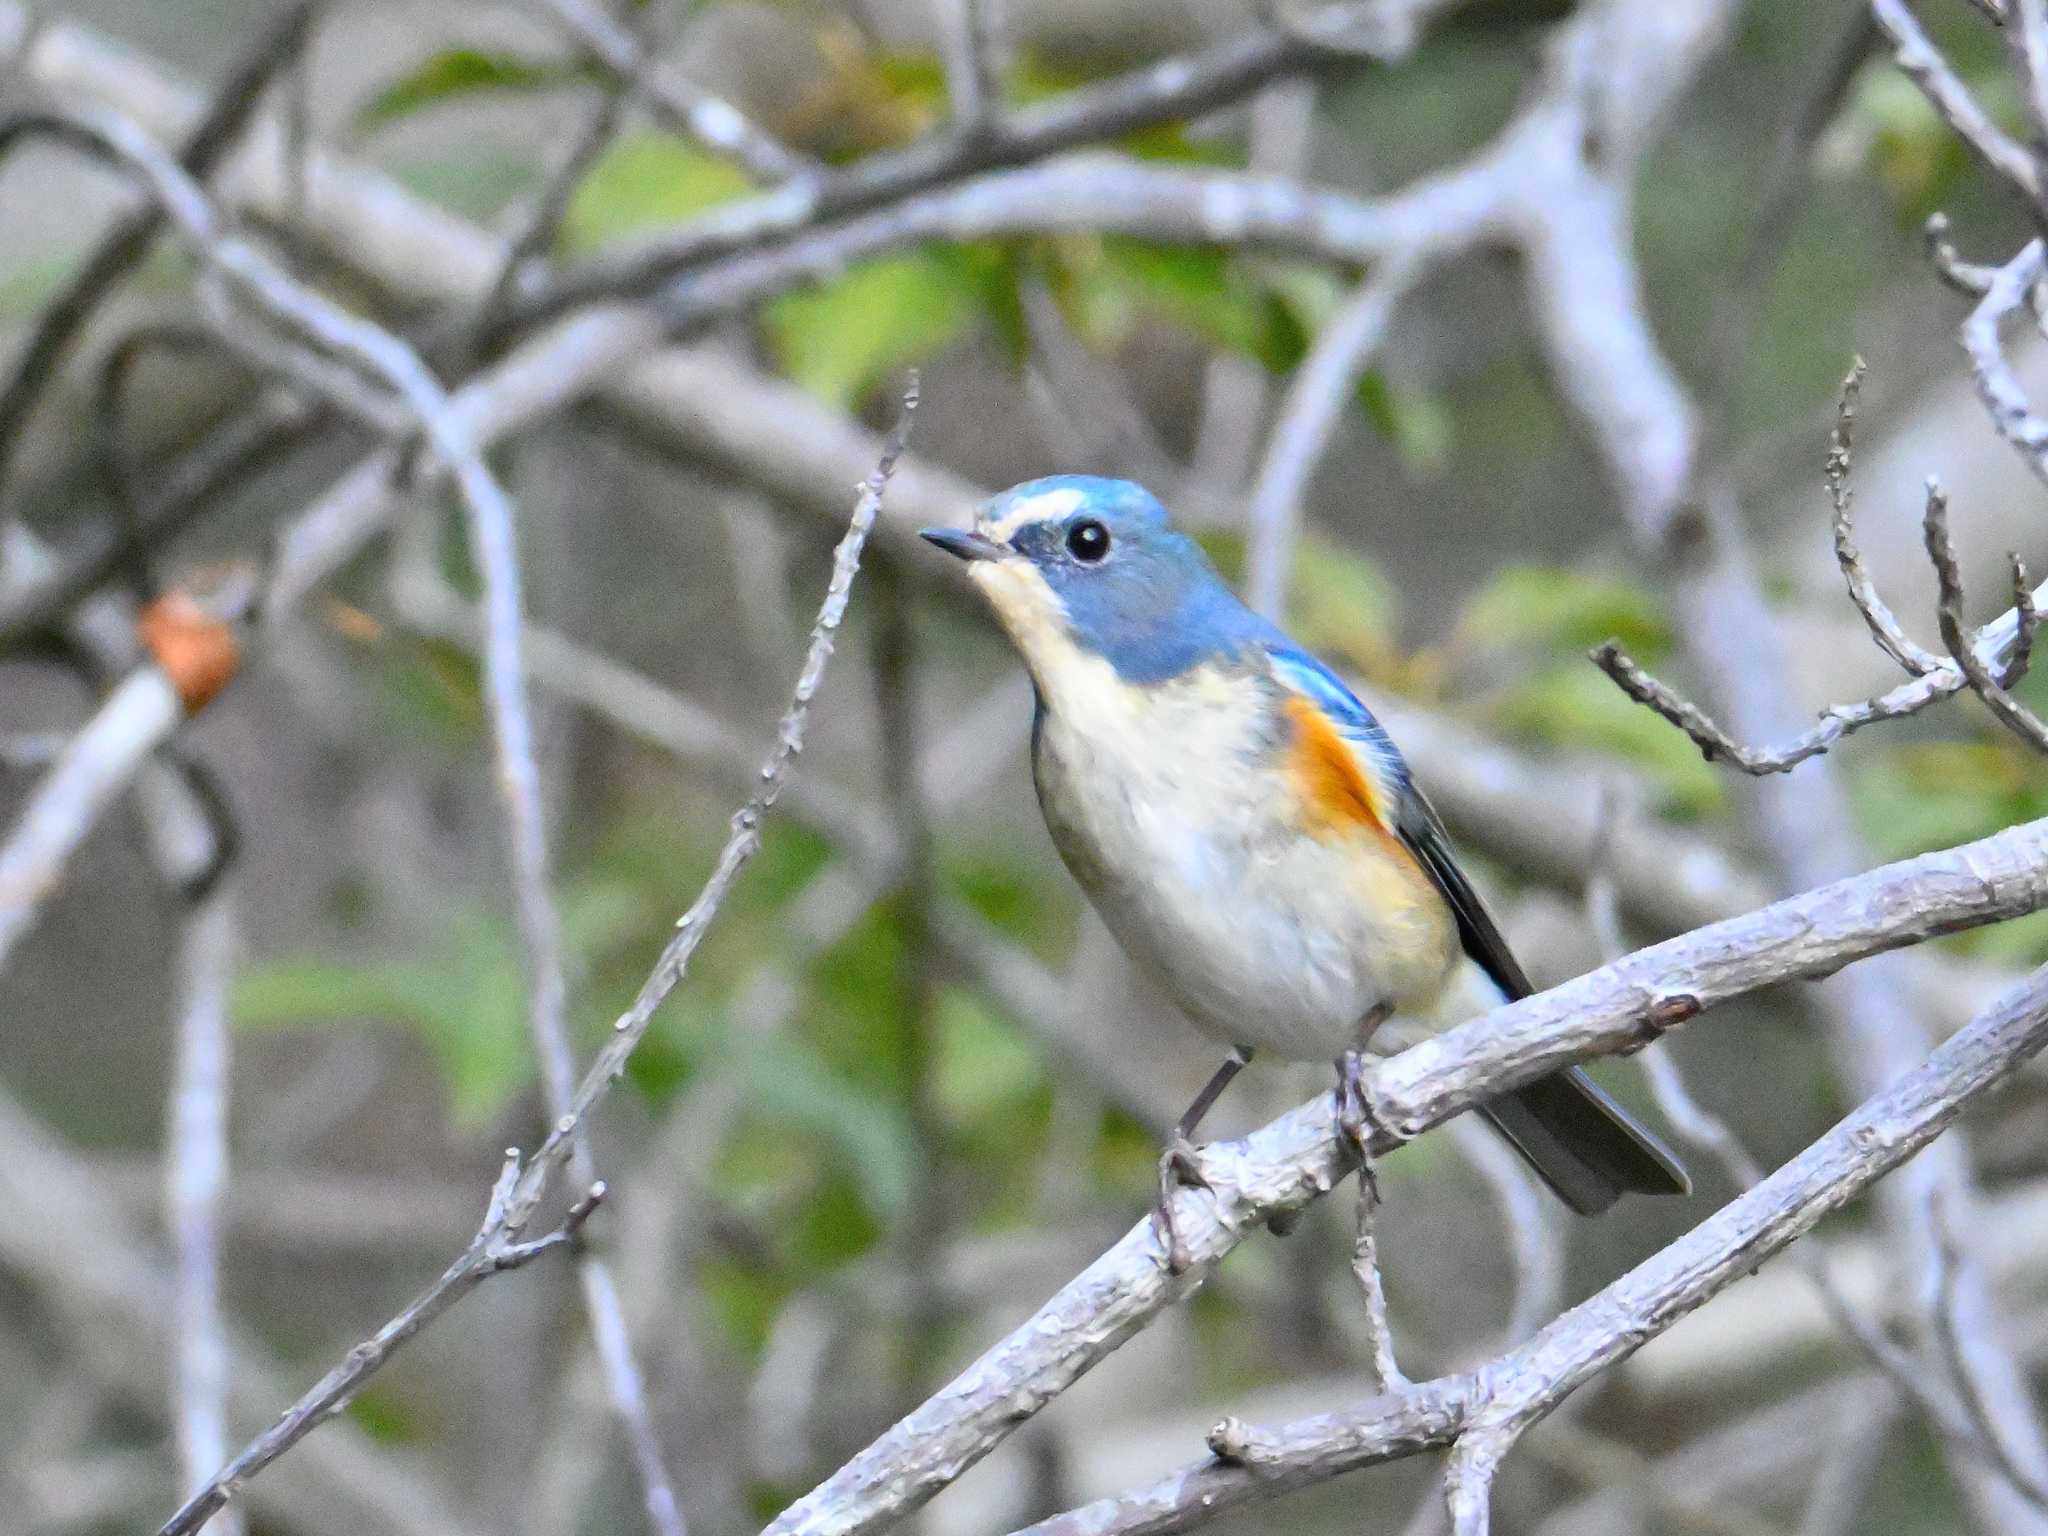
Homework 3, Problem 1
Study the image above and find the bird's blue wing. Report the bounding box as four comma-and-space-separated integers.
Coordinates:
1261, 641, 1412, 801
1263, 639, 1536, 1001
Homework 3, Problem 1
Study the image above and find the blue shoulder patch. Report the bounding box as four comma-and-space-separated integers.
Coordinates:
1264, 643, 1411, 797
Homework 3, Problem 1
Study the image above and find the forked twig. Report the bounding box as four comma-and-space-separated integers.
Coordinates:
153, 377, 919, 1536
1925, 479, 2048, 752
1829, 358, 1941, 676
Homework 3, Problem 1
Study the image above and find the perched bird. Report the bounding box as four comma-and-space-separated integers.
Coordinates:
923, 476, 1688, 1271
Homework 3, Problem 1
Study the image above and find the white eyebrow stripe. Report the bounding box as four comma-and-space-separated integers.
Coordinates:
982, 487, 1086, 541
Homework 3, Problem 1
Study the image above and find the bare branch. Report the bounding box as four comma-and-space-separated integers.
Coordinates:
761, 816, 2048, 1536
938, 0, 1004, 136
0, 0, 314, 528
1586, 640, 1946, 775
518, 10, 1446, 324
537, 0, 811, 184
1351, 1164, 1406, 1391
1963, 239, 2048, 489
1925, 211, 2002, 295
1926, 477, 2048, 752
164, 881, 241, 1536
0, 666, 183, 976
1009, 962, 2048, 1536
153, 376, 919, 1536
1244, 257, 1417, 619
1828, 358, 1942, 676
1873, 0, 2042, 201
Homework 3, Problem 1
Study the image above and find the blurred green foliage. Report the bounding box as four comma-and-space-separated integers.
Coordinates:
357, 48, 587, 129
558, 131, 755, 256
764, 247, 1005, 409
1491, 664, 1725, 819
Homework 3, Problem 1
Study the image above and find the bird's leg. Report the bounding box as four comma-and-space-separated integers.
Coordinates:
1334, 1004, 1405, 1388
1331, 1002, 1398, 1173
1155, 1044, 1254, 1275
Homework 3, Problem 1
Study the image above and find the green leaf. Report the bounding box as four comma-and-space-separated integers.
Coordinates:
945, 851, 1076, 958
1491, 663, 1724, 817
1079, 241, 1304, 371
654, 986, 916, 1214
1459, 565, 1673, 662
1852, 740, 2048, 862
764, 249, 982, 408
558, 131, 755, 256
346, 1382, 430, 1444
933, 987, 1043, 1126
1845, 54, 2017, 226
1287, 533, 1401, 674
234, 874, 666, 1129
1005, 51, 1244, 164
357, 48, 580, 129
235, 939, 530, 1126
745, 1034, 917, 1216
1356, 370, 1453, 476
662, 1004, 917, 1217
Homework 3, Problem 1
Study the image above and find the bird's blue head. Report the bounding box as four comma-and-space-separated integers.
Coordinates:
921, 476, 1270, 686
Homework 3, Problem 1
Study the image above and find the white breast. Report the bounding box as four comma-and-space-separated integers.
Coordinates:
1028, 646, 1455, 1061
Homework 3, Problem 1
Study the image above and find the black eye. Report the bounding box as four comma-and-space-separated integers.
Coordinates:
1065, 519, 1110, 564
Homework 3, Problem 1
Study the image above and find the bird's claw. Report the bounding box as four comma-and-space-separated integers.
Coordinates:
1333, 1049, 1383, 1200
1155, 1131, 1211, 1275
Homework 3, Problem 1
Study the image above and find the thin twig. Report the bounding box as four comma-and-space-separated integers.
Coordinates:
1925, 478, 2048, 753
939, 0, 1003, 136
537, 0, 812, 184
1827, 358, 1942, 675
1351, 1161, 1407, 1390
153, 376, 919, 1536
514, 8, 1437, 325
1963, 239, 2048, 491
162, 881, 240, 1536
1873, 0, 2042, 201
0, 0, 315, 528
1925, 211, 2002, 295
1587, 640, 1938, 774
1244, 257, 1417, 619
0, 666, 183, 976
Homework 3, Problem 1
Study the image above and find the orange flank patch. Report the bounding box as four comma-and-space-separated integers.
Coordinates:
1283, 694, 1393, 839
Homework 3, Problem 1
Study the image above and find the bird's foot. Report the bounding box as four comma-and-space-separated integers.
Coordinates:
1154, 1131, 1212, 1276
1332, 1048, 1383, 1193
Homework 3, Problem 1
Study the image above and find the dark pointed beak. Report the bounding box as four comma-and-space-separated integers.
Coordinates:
919, 526, 1003, 563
